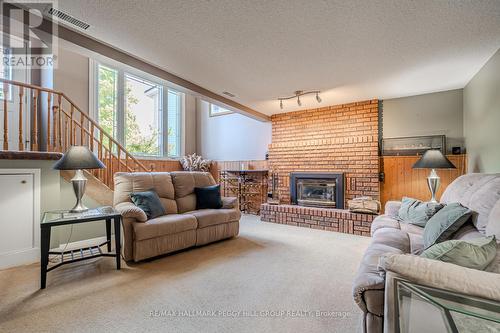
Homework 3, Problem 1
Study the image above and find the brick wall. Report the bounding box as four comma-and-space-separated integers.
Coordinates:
268, 99, 380, 205
261, 204, 374, 236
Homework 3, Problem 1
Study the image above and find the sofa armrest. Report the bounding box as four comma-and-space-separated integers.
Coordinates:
115, 202, 147, 222
384, 201, 401, 218
380, 253, 500, 301
222, 196, 239, 209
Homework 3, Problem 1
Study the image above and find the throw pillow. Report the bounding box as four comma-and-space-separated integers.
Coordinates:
195, 185, 223, 209
180, 153, 212, 172
129, 190, 166, 219
421, 236, 497, 270
423, 202, 472, 249
397, 197, 444, 227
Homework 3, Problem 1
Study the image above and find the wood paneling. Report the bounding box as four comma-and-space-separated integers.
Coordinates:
380, 155, 467, 210
211, 160, 269, 182
140, 159, 183, 172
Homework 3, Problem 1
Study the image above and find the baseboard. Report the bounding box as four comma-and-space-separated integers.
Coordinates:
0, 248, 40, 270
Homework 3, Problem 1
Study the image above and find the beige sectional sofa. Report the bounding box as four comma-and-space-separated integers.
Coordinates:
113, 171, 240, 262
353, 173, 500, 333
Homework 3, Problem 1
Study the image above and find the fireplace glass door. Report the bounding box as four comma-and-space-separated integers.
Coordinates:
296, 179, 336, 207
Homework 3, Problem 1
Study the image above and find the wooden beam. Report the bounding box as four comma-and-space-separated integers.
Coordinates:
4, 2, 270, 122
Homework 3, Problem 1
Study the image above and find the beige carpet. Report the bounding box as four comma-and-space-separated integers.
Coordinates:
0, 215, 370, 333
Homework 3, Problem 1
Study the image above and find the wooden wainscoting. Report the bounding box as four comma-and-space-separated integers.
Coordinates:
210, 160, 269, 182
380, 155, 467, 211
140, 159, 183, 172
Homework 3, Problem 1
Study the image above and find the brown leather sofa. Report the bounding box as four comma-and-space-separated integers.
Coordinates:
113, 171, 240, 262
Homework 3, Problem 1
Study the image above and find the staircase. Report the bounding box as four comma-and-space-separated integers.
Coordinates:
0, 78, 150, 191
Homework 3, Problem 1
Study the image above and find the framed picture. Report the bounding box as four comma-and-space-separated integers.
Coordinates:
381, 135, 446, 156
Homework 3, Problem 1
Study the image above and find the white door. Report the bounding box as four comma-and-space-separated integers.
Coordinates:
0, 170, 40, 269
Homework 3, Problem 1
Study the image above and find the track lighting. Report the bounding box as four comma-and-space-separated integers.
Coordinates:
277, 90, 321, 109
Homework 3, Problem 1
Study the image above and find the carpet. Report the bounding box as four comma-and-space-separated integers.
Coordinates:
0, 214, 371, 333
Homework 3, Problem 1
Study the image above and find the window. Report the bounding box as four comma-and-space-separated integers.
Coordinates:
167, 90, 182, 157
97, 65, 118, 145
124, 74, 162, 156
94, 61, 183, 157
210, 104, 233, 117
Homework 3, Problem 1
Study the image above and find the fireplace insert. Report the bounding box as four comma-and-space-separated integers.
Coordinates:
290, 172, 344, 209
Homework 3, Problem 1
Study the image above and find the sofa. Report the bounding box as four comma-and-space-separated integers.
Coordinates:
113, 171, 240, 262
353, 173, 500, 333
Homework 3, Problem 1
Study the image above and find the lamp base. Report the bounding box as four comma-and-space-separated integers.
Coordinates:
70, 169, 88, 213
427, 168, 441, 203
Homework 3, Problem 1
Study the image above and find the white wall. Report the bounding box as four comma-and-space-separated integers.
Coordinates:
464, 48, 500, 173
196, 100, 271, 160
54, 46, 89, 113
383, 89, 464, 153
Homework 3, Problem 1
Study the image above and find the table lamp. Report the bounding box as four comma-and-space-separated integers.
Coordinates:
412, 149, 455, 203
53, 146, 106, 212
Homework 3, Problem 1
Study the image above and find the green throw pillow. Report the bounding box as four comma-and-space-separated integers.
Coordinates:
130, 190, 166, 219
397, 197, 444, 227
421, 236, 497, 270
423, 202, 472, 249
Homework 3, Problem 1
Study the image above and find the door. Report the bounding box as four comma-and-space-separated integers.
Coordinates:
0, 170, 40, 269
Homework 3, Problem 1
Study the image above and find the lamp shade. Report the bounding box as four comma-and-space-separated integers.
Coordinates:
412, 149, 456, 169
53, 146, 106, 170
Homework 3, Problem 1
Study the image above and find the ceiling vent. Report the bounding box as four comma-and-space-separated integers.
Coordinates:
45, 7, 90, 30
222, 91, 236, 98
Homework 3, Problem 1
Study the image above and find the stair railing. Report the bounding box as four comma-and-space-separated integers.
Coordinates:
0, 78, 149, 189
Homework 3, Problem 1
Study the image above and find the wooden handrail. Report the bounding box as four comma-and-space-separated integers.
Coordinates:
0, 78, 150, 189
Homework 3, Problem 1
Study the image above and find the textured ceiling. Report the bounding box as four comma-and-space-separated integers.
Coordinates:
56, 0, 500, 115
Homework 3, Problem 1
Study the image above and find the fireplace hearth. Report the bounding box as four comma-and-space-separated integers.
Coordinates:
290, 172, 344, 209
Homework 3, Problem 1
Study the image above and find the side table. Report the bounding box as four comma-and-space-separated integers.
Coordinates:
40, 206, 122, 289
394, 277, 500, 332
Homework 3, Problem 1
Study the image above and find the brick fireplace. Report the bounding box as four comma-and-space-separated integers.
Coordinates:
261, 99, 380, 237
268, 99, 380, 205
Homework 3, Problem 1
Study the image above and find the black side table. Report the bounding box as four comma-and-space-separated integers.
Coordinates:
40, 206, 122, 289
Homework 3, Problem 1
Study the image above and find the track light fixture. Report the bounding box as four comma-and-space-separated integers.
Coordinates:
278, 90, 321, 109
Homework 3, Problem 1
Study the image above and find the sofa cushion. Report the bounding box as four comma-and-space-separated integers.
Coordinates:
130, 190, 166, 219
114, 172, 178, 214
195, 185, 223, 209
171, 172, 216, 213
486, 200, 500, 241
397, 197, 444, 227
423, 203, 472, 249
440, 173, 500, 233
370, 215, 401, 235
421, 236, 497, 270
133, 214, 197, 241
186, 208, 241, 228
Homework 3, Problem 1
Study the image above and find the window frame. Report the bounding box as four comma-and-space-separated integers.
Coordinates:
209, 103, 233, 117
90, 59, 184, 158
